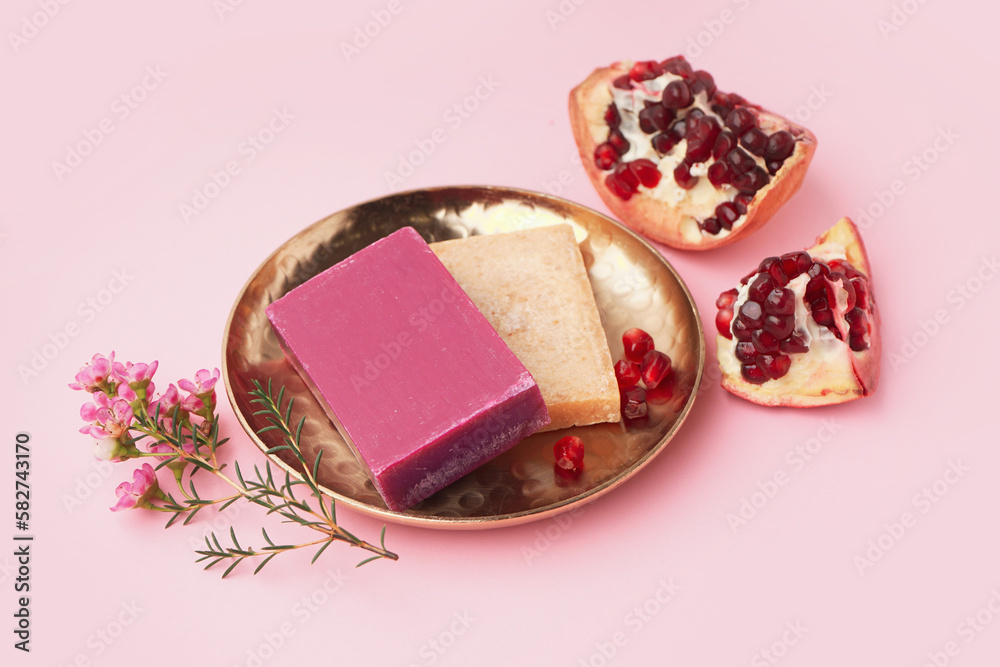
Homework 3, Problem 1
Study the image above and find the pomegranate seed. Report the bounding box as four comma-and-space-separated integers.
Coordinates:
763, 314, 794, 339
622, 327, 654, 363
686, 115, 721, 143
741, 364, 767, 384
621, 385, 648, 420
747, 274, 776, 303
608, 129, 630, 156
715, 202, 740, 230
713, 131, 737, 160
849, 334, 869, 352
641, 350, 672, 389
716, 307, 734, 338
829, 260, 862, 280
630, 159, 662, 188
630, 60, 663, 81
759, 257, 789, 286
594, 142, 618, 170
853, 278, 870, 309
687, 108, 705, 120
764, 287, 795, 316
732, 317, 753, 341
766, 160, 784, 175
734, 192, 754, 214
638, 104, 672, 134
807, 260, 830, 279
827, 272, 856, 309
738, 300, 764, 328
615, 359, 641, 388
805, 274, 827, 302
660, 56, 693, 78
764, 130, 795, 161
732, 166, 770, 194
717, 288, 739, 309
711, 104, 733, 120
811, 303, 836, 329
652, 131, 680, 154
780, 334, 809, 354
673, 162, 699, 189
725, 107, 758, 135
662, 80, 693, 109
613, 75, 632, 90
734, 342, 757, 363
604, 104, 621, 128
614, 161, 640, 190
685, 116, 721, 163
780, 251, 812, 280
668, 116, 688, 138
713, 91, 746, 108
845, 308, 868, 336
751, 330, 779, 354
740, 128, 768, 156
707, 161, 731, 187
686, 142, 712, 164
701, 216, 722, 235
757, 354, 791, 380
726, 148, 756, 175
689, 70, 716, 97
605, 171, 635, 200
553, 436, 585, 477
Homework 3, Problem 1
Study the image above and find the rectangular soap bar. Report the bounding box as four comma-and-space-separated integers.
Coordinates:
431, 224, 620, 431
265, 227, 550, 511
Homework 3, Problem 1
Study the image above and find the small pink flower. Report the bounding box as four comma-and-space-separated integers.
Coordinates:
178, 368, 220, 397
113, 360, 158, 386
79, 393, 134, 440
110, 463, 162, 512
117, 383, 138, 403
148, 384, 181, 420
180, 393, 204, 413
68, 352, 116, 392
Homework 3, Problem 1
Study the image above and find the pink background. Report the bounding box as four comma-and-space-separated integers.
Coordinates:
4, 1, 1000, 665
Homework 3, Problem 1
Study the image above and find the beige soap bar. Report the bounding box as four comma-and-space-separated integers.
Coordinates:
431, 224, 621, 431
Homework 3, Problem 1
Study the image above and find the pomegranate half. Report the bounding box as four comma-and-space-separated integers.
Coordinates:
569, 56, 817, 250
715, 217, 881, 407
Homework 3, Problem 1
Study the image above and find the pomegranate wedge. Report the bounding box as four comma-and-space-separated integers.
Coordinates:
715, 218, 881, 407
570, 55, 817, 250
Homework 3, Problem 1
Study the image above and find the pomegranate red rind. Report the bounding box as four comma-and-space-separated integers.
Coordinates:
716, 217, 881, 407
569, 58, 817, 251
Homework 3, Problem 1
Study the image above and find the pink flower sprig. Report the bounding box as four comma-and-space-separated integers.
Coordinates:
71, 353, 397, 576
111, 463, 165, 512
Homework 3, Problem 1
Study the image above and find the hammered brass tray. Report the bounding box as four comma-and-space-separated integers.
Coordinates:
223, 186, 705, 529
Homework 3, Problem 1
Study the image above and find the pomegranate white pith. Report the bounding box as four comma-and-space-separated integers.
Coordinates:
570, 56, 817, 250
715, 218, 881, 407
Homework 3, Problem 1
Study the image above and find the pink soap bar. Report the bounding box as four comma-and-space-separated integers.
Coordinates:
265, 227, 550, 511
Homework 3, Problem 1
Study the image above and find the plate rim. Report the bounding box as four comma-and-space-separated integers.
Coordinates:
221, 184, 706, 530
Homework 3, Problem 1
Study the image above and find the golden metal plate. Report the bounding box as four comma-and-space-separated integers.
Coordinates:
222, 186, 705, 529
